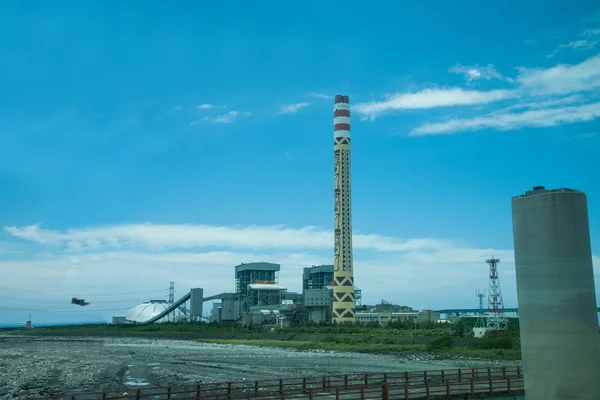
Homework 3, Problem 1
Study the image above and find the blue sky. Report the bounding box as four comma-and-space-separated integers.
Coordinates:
1, 1, 599, 324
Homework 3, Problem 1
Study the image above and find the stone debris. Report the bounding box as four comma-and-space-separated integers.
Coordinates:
0, 334, 520, 399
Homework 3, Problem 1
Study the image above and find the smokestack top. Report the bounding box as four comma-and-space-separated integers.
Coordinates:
335, 95, 350, 104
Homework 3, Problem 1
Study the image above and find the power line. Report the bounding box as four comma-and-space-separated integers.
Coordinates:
71, 289, 169, 297
0, 286, 39, 293
48, 307, 132, 313
0, 306, 132, 313
0, 295, 167, 304
0, 286, 169, 297
93, 296, 168, 304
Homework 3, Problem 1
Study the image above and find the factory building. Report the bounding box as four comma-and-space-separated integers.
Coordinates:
353, 301, 438, 325
235, 262, 288, 320
303, 265, 363, 323
112, 262, 418, 328
302, 265, 334, 323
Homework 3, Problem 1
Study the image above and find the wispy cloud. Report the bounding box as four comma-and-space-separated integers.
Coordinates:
547, 28, 600, 57
0, 241, 23, 256
584, 29, 600, 37
279, 102, 311, 115
4, 223, 451, 253
449, 64, 513, 84
1, 222, 518, 311
547, 40, 598, 58
491, 94, 586, 114
197, 104, 214, 110
4, 223, 598, 314
310, 93, 333, 100
516, 54, 600, 95
356, 53, 600, 133
354, 88, 518, 120
411, 102, 600, 136
571, 132, 596, 140
201, 111, 251, 124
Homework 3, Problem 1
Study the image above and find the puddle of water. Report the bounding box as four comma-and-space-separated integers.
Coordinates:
123, 362, 151, 388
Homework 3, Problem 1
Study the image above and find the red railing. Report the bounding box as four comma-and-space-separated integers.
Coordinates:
29, 366, 524, 400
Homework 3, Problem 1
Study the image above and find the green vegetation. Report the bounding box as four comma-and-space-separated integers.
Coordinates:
19, 319, 522, 360
24, 320, 455, 336
426, 335, 454, 351
197, 336, 520, 359
270, 320, 456, 337
198, 337, 426, 354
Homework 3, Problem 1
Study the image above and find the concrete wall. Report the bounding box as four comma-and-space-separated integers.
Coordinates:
512, 187, 600, 399
307, 306, 329, 323
189, 288, 204, 319
304, 289, 331, 307
221, 296, 236, 321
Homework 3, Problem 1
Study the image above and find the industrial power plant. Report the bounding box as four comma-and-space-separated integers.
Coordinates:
18, 93, 600, 399
109, 97, 436, 327
111, 262, 439, 327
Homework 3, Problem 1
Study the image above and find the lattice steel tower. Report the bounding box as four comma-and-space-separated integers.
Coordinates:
474, 288, 486, 330
332, 95, 355, 323
169, 281, 174, 303
486, 258, 507, 333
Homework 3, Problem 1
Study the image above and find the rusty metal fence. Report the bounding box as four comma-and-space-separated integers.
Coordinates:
30, 366, 524, 400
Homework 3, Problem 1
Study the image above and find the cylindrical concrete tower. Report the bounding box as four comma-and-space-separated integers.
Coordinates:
511, 186, 600, 400
332, 94, 355, 323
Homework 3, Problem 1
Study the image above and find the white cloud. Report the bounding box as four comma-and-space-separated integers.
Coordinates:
0, 222, 521, 318
353, 88, 517, 120
202, 111, 250, 124
3, 223, 599, 321
197, 104, 214, 110
310, 93, 333, 99
547, 40, 598, 58
279, 102, 311, 115
411, 102, 600, 136
357, 53, 600, 134
0, 241, 22, 255
548, 29, 600, 58
516, 54, 600, 96
208, 111, 239, 124
449, 64, 512, 84
4, 223, 454, 253
491, 94, 586, 114
583, 29, 600, 37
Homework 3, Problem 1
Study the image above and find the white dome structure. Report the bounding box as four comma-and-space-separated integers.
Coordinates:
125, 300, 187, 323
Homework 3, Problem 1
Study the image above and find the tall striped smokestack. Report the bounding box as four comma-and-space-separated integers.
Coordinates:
332, 94, 355, 323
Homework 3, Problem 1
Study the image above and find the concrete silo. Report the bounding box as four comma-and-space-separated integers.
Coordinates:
511, 186, 600, 399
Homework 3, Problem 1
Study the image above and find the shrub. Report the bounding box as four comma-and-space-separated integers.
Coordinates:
477, 334, 514, 349
426, 335, 454, 351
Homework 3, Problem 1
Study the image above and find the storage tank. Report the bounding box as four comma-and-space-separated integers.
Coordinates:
125, 300, 186, 323
511, 186, 600, 399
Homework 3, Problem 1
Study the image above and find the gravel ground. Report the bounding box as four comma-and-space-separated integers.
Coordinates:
0, 334, 521, 399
